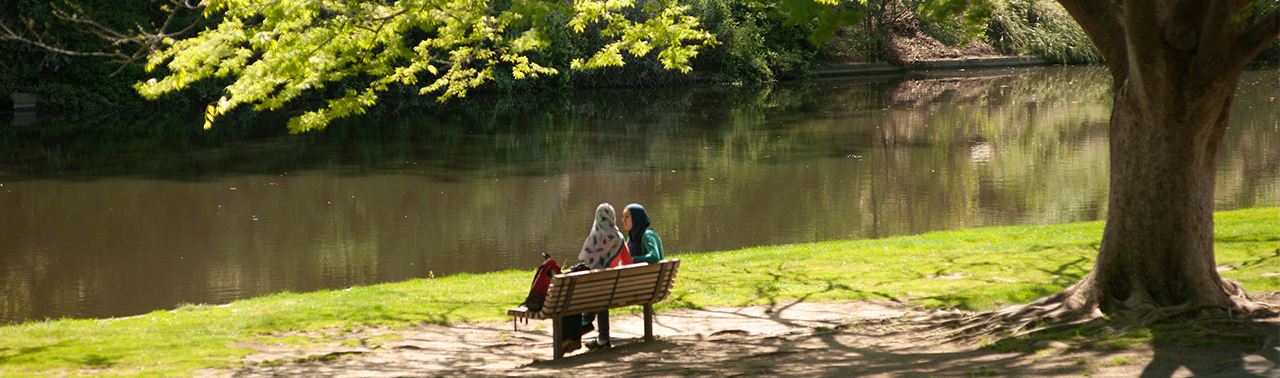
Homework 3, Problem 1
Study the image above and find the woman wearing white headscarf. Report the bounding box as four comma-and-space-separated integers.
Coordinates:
578, 203, 629, 270
572, 203, 630, 351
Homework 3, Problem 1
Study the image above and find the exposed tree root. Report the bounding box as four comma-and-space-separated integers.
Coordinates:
915, 277, 1280, 344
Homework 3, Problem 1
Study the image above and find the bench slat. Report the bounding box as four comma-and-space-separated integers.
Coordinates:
539, 285, 674, 317
558, 286, 666, 309
559, 279, 663, 298
551, 274, 660, 295
541, 279, 674, 311
543, 262, 679, 296
547, 271, 660, 294
553, 262, 666, 284
562, 295, 673, 315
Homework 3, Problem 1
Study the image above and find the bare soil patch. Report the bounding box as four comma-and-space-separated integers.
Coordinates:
826, 16, 1006, 65
208, 300, 1280, 377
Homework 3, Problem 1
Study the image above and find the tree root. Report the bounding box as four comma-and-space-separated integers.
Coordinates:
917, 280, 1280, 344
921, 292, 1107, 344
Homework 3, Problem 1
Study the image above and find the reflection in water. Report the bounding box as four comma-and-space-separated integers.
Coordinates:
0, 66, 1276, 324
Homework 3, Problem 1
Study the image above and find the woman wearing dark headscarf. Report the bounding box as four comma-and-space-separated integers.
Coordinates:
623, 203, 664, 264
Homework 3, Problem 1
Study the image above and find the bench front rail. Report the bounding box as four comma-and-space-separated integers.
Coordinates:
508, 259, 680, 359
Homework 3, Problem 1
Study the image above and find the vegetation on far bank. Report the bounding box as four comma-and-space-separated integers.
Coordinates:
3, 0, 1109, 120
1, 206, 1277, 377
5, 0, 1277, 128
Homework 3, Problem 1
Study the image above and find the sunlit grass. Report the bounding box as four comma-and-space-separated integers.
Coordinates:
672, 219, 1106, 311
1, 207, 1276, 377
1214, 207, 1280, 292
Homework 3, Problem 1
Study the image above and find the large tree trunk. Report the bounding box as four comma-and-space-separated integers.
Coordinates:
1051, 0, 1280, 319
1084, 67, 1243, 315
941, 1, 1280, 330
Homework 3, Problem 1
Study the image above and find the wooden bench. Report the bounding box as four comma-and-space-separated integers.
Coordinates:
507, 259, 680, 359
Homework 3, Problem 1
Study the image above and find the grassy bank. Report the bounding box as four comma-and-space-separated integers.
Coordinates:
2, 207, 1278, 377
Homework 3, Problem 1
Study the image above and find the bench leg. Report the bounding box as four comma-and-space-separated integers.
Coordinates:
552, 318, 564, 360
643, 304, 654, 342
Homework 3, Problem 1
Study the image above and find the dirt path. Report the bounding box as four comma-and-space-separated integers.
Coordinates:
213, 301, 1280, 377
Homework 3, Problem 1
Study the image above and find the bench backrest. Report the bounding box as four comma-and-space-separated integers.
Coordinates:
539, 259, 680, 317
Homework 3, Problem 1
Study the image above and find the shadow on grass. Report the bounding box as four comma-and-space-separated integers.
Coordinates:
62, 353, 118, 368
921, 283, 1064, 311
0, 343, 56, 365
1236, 253, 1280, 269
1036, 257, 1092, 285
0, 340, 119, 369
720, 266, 897, 307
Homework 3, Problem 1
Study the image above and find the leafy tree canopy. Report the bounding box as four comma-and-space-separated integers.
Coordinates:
134, 0, 716, 132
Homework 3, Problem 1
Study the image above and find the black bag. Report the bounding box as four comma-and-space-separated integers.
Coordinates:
566, 262, 590, 273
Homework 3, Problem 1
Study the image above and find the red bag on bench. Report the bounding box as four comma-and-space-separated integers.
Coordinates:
522, 254, 561, 312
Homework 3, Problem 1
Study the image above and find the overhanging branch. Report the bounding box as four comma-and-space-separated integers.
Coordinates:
1230, 10, 1280, 70
1055, 0, 1129, 81
0, 0, 206, 77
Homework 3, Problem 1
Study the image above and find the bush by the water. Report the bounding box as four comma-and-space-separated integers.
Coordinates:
984, 0, 1101, 63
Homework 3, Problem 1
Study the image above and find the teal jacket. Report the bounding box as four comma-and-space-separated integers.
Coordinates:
630, 229, 664, 264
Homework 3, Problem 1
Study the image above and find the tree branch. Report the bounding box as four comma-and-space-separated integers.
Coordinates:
1195, 0, 1274, 83
0, 21, 131, 60
1123, 0, 1164, 73
1055, 0, 1129, 82
1197, 0, 1236, 70
1229, 9, 1280, 71
1, 0, 207, 76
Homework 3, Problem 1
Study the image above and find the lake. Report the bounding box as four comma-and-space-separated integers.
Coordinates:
1, 65, 1276, 324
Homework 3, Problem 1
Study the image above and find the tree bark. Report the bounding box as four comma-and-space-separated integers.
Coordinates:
1087, 67, 1241, 314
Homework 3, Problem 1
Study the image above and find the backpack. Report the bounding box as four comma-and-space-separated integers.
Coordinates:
522, 254, 561, 312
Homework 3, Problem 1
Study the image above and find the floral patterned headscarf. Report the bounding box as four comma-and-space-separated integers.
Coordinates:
578, 203, 624, 270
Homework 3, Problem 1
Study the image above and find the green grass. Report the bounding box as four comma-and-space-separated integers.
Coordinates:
2, 207, 1278, 377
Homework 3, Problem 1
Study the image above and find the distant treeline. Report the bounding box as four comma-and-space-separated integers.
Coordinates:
2, 0, 1276, 123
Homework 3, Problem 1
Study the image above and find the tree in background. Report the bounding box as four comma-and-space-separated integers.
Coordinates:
0, 0, 207, 112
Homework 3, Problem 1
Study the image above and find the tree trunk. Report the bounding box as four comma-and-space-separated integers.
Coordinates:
1044, 0, 1279, 319
1083, 67, 1244, 314
938, 0, 1279, 334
